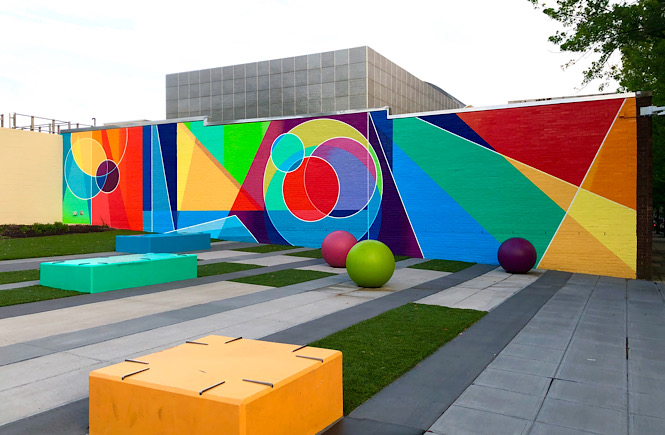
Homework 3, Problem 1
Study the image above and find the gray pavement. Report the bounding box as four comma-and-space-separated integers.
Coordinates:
0, 241, 663, 434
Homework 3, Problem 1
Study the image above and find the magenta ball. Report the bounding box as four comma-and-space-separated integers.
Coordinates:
498, 238, 537, 274
321, 230, 357, 268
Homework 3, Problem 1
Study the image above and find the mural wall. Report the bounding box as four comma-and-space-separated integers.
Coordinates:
62, 94, 639, 278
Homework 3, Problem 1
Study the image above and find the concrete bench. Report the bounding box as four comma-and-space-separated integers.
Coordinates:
40, 253, 197, 293
115, 232, 211, 254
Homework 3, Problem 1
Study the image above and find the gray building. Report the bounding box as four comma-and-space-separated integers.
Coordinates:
166, 46, 464, 123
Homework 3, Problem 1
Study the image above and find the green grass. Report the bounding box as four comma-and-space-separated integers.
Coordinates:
230, 269, 335, 287
0, 269, 40, 285
309, 303, 486, 414
0, 285, 81, 307
0, 230, 144, 261
197, 262, 264, 278
233, 244, 299, 253
285, 248, 323, 258
394, 255, 411, 262
408, 259, 475, 273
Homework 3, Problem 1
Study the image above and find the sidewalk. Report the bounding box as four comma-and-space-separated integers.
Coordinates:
0, 243, 663, 434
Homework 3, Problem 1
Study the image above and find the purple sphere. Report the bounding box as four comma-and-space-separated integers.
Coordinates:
498, 238, 537, 274
321, 230, 357, 268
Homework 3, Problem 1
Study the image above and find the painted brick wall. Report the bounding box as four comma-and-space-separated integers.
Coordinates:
62, 94, 643, 278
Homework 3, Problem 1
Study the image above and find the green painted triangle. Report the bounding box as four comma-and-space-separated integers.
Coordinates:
392, 117, 564, 260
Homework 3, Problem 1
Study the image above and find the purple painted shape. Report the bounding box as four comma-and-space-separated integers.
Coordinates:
371, 122, 422, 258
96, 160, 119, 193
312, 146, 371, 213
313, 137, 377, 180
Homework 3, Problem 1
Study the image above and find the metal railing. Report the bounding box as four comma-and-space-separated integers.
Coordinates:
1, 113, 95, 134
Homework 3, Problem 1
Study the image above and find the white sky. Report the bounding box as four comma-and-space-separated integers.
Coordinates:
1, 0, 619, 127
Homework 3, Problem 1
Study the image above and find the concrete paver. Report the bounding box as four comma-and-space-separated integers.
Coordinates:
1, 241, 665, 434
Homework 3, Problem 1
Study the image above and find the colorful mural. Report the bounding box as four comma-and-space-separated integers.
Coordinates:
62, 94, 639, 278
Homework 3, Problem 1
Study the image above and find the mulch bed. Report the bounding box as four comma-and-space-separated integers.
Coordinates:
0, 224, 112, 239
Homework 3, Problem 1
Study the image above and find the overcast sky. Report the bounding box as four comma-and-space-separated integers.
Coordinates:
1, 0, 620, 127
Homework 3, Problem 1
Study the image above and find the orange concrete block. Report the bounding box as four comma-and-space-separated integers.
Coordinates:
89, 336, 343, 434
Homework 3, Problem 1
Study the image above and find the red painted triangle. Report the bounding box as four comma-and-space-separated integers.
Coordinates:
231, 187, 263, 211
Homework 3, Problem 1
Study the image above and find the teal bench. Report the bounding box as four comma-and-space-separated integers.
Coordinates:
40, 253, 197, 293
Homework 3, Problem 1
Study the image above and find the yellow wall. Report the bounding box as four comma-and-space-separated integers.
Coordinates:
0, 128, 62, 224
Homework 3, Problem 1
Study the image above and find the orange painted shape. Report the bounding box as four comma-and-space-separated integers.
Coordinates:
179, 127, 242, 211
538, 214, 636, 279
504, 157, 578, 211
89, 335, 343, 435
581, 99, 637, 210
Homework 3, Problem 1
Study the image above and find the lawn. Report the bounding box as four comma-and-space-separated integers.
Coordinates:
309, 303, 486, 414
408, 259, 475, 273
0, 269, 40, 285
0, 285, 80, 308
230, 269, 335, 287
285, 248, 323, 258
233, 244, 299, 254
197, 262, 264, 277
0, 229, 144, 261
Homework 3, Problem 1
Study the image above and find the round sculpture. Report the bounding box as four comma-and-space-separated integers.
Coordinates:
498, 238, 537, 274
321, 230, 358, 268
346, 240, 395, 288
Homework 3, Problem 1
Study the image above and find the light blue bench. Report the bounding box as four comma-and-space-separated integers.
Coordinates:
115, 232, 211, 253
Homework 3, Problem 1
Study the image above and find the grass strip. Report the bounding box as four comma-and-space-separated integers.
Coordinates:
230, 269, 335, 287
394, 255, 411, 262
0, 269, 40, 285
233, 244, 299, 253
309, 303, 486, 414
0, 285, 81, 307
0, 230, 144, 261
197, 262, 264, 278
285, 249, 323, 258
408, 259, 475, 273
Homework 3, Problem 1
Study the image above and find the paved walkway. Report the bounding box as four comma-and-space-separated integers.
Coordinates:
0, 242, 662, 434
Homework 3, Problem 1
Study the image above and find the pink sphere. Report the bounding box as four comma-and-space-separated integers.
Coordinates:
321, 231, 357, 268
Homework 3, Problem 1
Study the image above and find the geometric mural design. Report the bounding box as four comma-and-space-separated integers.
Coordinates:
62, 95, 639, 278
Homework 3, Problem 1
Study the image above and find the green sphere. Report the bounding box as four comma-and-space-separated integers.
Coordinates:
346, 240, 395, 288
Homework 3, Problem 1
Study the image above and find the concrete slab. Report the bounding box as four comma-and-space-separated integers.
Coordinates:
453, 384, 544, 420
536, 398, 627, 434
472, 368, 551, 397
547, 379, 627, 411
629, 413, 665, 434
429, 405, 529, 435
230, 254, 307, 266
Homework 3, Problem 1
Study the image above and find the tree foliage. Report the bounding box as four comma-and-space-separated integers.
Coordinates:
529, 0, 665, 213
528, 0, 665, 93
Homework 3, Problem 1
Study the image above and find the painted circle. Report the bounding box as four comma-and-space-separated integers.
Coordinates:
271, 133, 305, 172
311, 137, 378, 218
321, 230, 357, 268
72, 137, 107, 176
497, 237, 537, 274
346, 240, 395, 288
95, 160, 119, 193
283, 157, 339, 221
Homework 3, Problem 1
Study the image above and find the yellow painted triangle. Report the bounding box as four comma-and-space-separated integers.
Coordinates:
581, 98, 637, 210
539, 214, 636, 279
567, 188, 636, 271
179, 124, 241, 211
177, 124, 196, 209
504, 156, 577, 211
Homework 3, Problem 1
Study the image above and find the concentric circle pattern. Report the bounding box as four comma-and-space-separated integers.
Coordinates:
264, 119, 383, 246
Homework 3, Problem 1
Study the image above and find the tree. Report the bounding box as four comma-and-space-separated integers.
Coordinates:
527, 0, 665, 94
529, 0, 665, 227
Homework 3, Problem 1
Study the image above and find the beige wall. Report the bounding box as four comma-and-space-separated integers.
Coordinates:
0, 128, 62, 224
